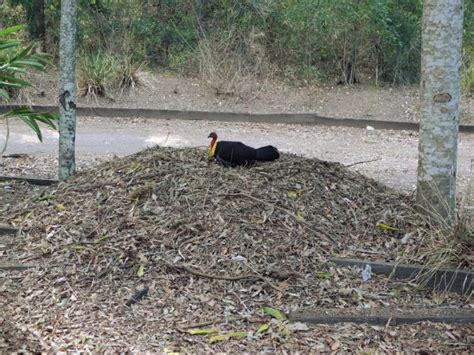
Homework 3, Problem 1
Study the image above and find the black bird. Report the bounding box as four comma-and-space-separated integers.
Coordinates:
207, 132, 280, 167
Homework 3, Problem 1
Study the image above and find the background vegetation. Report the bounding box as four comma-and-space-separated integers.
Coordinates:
0, 0, 472, 94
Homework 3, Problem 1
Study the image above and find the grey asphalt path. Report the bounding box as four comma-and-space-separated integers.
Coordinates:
1, 116, 473, 192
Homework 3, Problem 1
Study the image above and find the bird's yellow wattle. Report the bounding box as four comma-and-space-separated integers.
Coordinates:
208, 142, 217, 157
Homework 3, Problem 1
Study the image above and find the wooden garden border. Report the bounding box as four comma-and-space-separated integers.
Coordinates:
2, 104, 474, 133
289, 307, 474, 325
0, 175, 58, 186
330, 257, 473, 296
0, 224, 18, 235
0, 264, 32, 271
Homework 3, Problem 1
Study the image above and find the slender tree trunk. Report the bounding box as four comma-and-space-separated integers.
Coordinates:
25, 0, 45, 44
58, 0, 77, 181
416, 0, 464, 223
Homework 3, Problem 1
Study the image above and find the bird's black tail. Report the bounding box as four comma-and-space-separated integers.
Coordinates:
255, 145, 280, 162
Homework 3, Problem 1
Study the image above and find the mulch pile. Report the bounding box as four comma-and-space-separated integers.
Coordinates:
0, 154, 108, 220
1, 147, 471, 352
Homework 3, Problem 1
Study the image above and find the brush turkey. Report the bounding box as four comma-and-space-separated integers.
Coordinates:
207, 132, 280, 167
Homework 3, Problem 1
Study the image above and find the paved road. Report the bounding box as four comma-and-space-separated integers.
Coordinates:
1, 116, 473, 192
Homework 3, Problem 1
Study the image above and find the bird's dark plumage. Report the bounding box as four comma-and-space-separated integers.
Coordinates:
208, 132, 279, 167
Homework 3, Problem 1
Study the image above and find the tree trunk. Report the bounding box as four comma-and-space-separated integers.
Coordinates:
58, 0, 77, 181
25, 0, 45, 44
416, 0, 464, 223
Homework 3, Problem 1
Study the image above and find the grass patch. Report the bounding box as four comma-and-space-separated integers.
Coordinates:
461, 49, 473, 95
461, 63, 473, 95
78, 51, 150, 99
77, 51, 118, 100
117, 56, 148, 95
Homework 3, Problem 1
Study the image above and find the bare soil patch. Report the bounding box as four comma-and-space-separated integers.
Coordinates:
16, 70, 474, 123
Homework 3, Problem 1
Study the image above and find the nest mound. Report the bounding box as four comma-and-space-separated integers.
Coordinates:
7, 146, 468, 351
11, 146, 415, 272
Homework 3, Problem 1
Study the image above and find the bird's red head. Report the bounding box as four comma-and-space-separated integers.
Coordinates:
207, 132, 218, 158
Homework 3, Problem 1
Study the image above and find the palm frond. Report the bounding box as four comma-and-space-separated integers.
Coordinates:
0, 25, 57, 145
2, 107, 58, 142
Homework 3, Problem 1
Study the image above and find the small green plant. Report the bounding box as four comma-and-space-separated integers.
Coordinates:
117, 55, 147, 95
77, 51, 118, 99
461, 62, 473, 95
0, 24, 58, 156
401, 200, 473, 278
167, 49, 196, 74
0, 2, 26, 29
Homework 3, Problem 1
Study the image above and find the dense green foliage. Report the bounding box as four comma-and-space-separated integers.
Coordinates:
462, 0, 474, 93
1, 0, 473, 88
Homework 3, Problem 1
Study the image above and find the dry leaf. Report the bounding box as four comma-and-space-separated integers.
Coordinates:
296, 211, 305, 222
209, 331, 247, 344
56, 203, 66, 212
377, 223, 399, 232
278, 281, 289, 293
188, 328, 217, 336
260, 306, 286, 320
137, 265, 145, 277
256, 323, 272, 334
288, 322, 309, 332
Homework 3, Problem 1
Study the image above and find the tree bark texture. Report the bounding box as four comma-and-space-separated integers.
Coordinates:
25, 0, 45, 43
416, 0, 464, 222
59, 0, 77, 181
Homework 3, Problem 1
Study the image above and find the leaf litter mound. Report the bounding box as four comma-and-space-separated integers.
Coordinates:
2, 146, 471, 352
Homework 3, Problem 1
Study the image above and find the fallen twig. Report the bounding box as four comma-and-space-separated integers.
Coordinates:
126, 286, 149, 306
346, 158, 381, 168
163, 259, 282, 292
0, 264, 33, 271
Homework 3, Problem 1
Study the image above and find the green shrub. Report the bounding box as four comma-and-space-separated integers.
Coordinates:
167, 49, 196, 74
117, 55, 147, 94
77, 51, 119, 99
462, 64, 474, 94
4, 0, 470, 87
461, 49, 474, 94
0, 2, 26, 29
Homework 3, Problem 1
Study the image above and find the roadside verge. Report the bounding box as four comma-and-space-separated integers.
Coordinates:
2, 105, 473, 133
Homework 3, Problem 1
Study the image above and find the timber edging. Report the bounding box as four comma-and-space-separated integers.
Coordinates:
330, 257, 473, 296
0, 175, 58, 186
0, 264, 32, 271
0, 224, 19, 236
1, 104, 473, 133
289, 307, 474, 325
